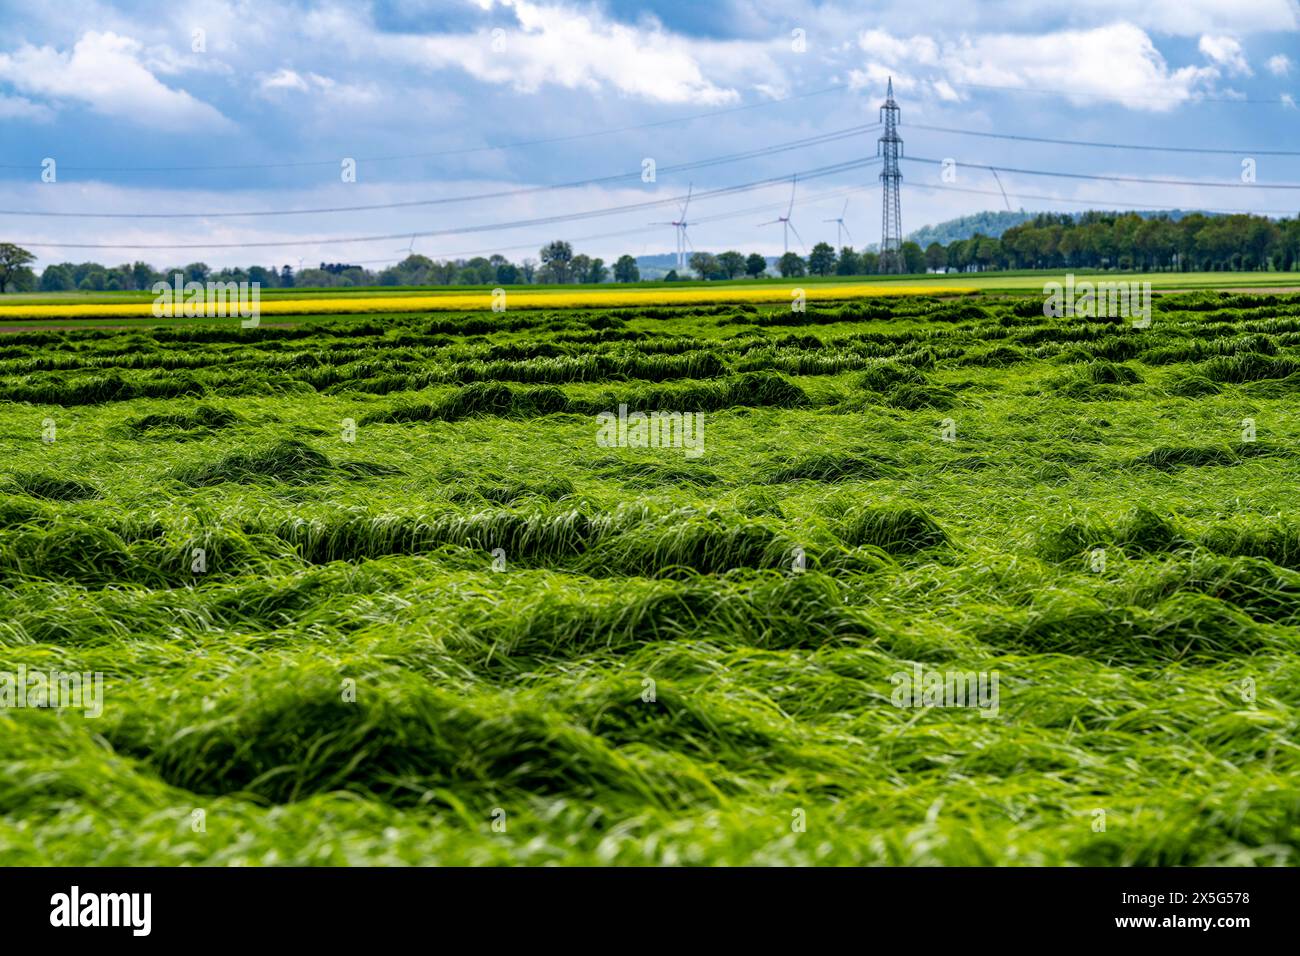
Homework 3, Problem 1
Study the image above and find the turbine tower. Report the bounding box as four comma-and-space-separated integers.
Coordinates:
651, 184, 693, 273
759, 176, 804, 255
823, 199, 853, 248
877, 77, 904, 274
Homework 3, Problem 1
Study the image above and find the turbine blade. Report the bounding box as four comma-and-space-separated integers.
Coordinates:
788, 222, 805, 251
787, 177, 796, 217
680, 182, 693, 220
843, 224, 853, 242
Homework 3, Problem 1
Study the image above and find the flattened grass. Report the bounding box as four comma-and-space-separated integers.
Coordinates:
2, 290, 1300, 866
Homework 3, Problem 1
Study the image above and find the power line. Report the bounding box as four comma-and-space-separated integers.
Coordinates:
13, 158, 883, 250
903, 122, 1300, 157
0, 125, 880, 220
0, 83, 854, 174
344, 224, 670, 268
946, 80, 1295, 106
363, 183, 885, 265
905, 179, 1299, 217
904, 155, 1300, 190
693, 181, 881, 227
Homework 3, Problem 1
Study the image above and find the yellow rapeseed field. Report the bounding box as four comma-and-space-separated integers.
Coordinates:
0, 282, 977, 320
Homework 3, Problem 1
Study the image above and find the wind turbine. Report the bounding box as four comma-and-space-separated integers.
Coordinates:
396, 235, 417, 260
759, 176, 804, 255
823, 199, 853, 248
651, 183, 694, 273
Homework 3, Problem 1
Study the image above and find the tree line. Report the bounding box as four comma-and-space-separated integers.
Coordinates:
3, 210, 1299, 293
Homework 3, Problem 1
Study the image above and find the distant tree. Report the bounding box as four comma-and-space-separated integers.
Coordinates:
808, 242, 837, 276
248, 265, 277, 288
664, 269, 680, 282
835, 247, 862, 276
860, 251, 879, 274
901, 241, 925, 274
946, 239, 969, 272
689, 251, 719, 280
973, 236, 999, 271
717, 250, 746, 279
520, 258, 538, 283
777, 252, 807, 278
428, 260, 457, 284
39, 262, 75, 291
924, 242, 947, 272
744, 253, 768, 278
459, 256, 494, 285
1136, 218, 1177, 271
132, 261, 157, 289
0, 243, 35, 293
81, 266, 108, 291
9, 266, 35, 292
1281, 218, 1300, 272
280, 264, 295, 288
570, 254, 592, 284
182, 262, 211, 283
539, 241, 574, 283
495, 261, 521, 285
587, 257, 608, 284
907, 210, 1035, 249
108, 264, 133, 290
393, 254, 433, 285
613, 254, 640, 283
318, 262, 364, 279
296, 268, 335, 287
214, 267, 249, 284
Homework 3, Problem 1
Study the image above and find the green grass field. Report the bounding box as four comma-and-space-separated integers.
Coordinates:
4, 268, 1299, 313
2, 287, 1299, 865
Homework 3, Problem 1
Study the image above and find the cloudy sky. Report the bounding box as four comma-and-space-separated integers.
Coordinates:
0, 0, 1297, 270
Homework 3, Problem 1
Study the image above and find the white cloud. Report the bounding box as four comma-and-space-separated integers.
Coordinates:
260, 68, 311, 93
0, 31, 231, 129
256, 68, 380, 107
402, 0, 764, 105
1267, 53, 1293, 76
853, 23, 1220, 112
1060, 0, 1298, 36
858, 30, 940, 66
835, 0, 1300, 38
931, 79, 959, 102
0, 94, 54, 121
144, 42, 235, 77
1198, 35, 1252, 76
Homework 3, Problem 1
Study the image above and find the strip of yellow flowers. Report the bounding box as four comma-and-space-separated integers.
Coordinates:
0, 283, 977, 319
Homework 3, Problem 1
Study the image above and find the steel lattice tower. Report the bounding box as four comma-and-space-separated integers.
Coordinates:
877, 77, 904, 274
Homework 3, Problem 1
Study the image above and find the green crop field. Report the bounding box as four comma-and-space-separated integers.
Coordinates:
2, 288, 1299, 866
2, 269, 1299, 313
